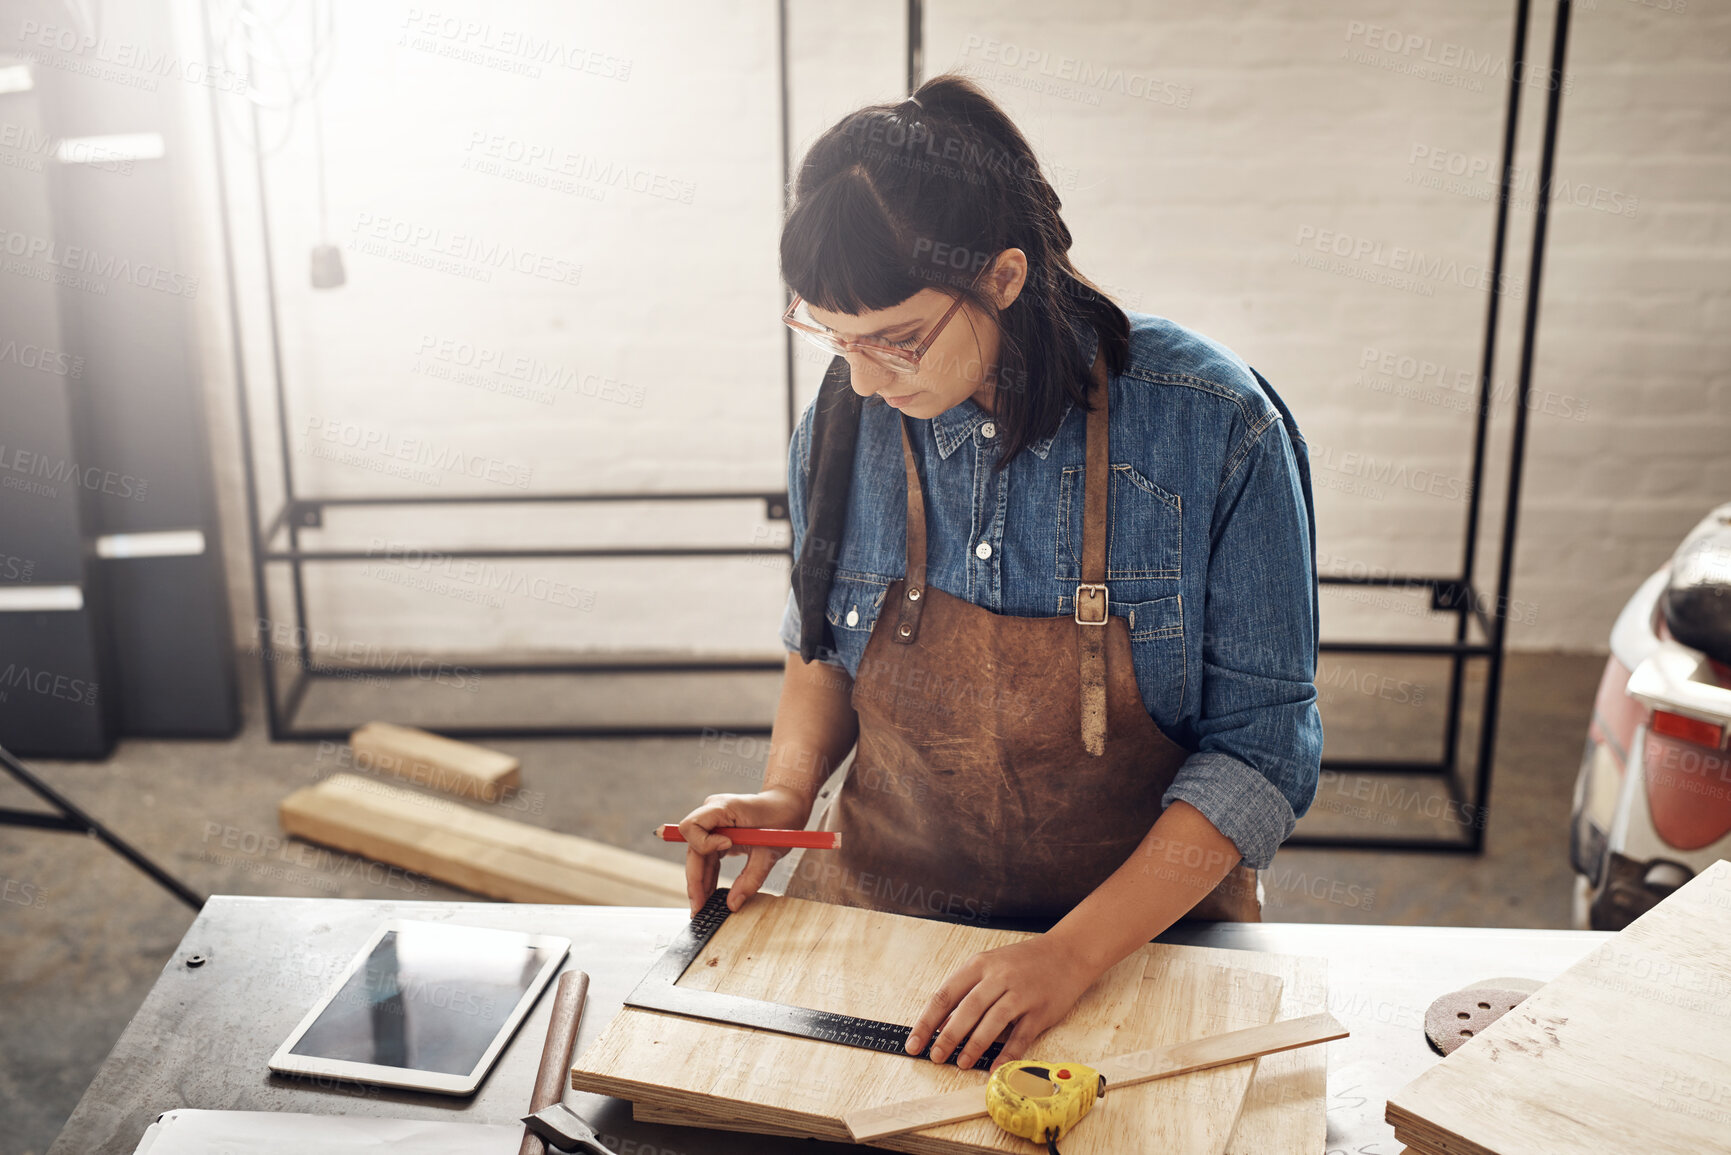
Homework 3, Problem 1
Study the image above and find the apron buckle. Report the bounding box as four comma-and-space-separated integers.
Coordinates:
1074, 583, 1109, 625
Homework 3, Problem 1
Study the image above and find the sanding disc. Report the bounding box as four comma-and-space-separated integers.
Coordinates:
1424, 987, 1531, 1056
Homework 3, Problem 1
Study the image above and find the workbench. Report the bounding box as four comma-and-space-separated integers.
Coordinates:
47, 896, 1611, 1155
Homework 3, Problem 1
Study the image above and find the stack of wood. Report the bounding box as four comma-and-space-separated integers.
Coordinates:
278, 722, 686, 906
1387, 858, 1731, 1155
573, 892, 1343, 1154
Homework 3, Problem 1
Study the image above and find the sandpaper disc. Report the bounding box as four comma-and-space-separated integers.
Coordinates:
1424, 987, 1531, 1056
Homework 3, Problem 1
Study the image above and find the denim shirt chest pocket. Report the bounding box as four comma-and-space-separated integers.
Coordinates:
1054, 461, 1188, 725
1054, 461, 1182, 582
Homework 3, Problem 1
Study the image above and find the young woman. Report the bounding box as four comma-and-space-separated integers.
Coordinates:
678, 74, 1322, 1072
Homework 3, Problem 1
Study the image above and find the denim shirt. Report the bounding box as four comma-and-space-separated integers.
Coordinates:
778, 310, 1322, 870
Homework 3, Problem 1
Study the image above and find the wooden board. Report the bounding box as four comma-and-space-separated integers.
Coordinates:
635, 939, 1329, 1155
574, 893, 1330, 1155
1221, 946, 1328, 1155
349, 721, 521, 802
627, 937, 1329, 1155
278, 774, 685, 906
1388, 858, 1731, 1155
627, 967, 1287, 1153
600, 952, 1277, 1155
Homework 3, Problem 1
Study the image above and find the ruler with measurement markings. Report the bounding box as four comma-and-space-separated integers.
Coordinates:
621, 888, 1002, 1070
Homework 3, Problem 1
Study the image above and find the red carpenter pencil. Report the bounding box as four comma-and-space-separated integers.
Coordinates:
654, 825, 842, 850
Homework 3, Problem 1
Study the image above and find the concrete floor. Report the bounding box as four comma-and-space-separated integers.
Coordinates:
0, 649, 1603, 1154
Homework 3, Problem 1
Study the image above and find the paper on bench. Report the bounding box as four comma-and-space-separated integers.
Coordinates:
131, 1109, 522, 1154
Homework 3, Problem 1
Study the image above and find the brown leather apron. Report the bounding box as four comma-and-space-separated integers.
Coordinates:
781, 352, 1260, 926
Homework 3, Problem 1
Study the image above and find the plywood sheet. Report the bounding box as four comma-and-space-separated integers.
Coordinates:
574, 893, 1329, 1154
638, 946, 1329, 1155
1388, 858, 1731, 1155
1219, 944, 1328, 1155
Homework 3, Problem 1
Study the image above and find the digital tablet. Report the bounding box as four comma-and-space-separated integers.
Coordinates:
268, 920, 570, 1095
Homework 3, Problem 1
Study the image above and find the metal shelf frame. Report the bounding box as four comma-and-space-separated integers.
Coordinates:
1296, 0, 1572, 852
202, 1, 805, 743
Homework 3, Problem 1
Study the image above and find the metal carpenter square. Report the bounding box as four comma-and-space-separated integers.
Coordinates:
622, 888, 1001, 1070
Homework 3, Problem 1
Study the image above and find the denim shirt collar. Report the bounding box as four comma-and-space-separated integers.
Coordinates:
928, 324, 1099, 461
930, 400, 997, 459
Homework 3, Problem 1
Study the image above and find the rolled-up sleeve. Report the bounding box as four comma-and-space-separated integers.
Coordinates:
1161, 415, 1322, 869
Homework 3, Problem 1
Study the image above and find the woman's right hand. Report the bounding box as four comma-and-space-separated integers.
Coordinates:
679, 785, 814, 916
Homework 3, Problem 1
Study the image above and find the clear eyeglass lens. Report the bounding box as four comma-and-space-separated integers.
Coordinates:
862, 347, 918, 373
789, 300, 829, 333
790, 307, 918, 373
793, 327, 845, 356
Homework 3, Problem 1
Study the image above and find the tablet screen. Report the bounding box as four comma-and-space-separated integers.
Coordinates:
287, 922, 565, 1077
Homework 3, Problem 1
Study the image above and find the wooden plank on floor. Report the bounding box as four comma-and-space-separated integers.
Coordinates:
573, 893, 1329, 1154
349, 721, 521, 802
279, 773, 685, 906
1386, 858, 1731, 1155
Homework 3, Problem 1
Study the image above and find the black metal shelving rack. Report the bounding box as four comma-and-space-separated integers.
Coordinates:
211, 0, 1570, 853
1296, 0, 1572, 852
203, 2, 805, 743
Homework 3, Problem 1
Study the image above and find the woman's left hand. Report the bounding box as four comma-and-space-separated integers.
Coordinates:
904, 935, 1100, 1071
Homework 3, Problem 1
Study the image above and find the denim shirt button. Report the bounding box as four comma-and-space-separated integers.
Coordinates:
975, 541, 992, 560
845, 608, 859, 627
980, 421, 997, 439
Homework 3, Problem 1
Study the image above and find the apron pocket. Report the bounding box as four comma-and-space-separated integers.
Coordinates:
1122, 593, 1187, 722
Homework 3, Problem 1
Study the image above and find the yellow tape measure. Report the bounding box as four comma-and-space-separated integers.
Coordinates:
985, 1060, 1106, 1154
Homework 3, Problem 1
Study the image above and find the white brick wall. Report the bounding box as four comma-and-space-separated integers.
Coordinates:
1515, 0, 1731, 644
177, 1, 804, 660
171, 0, 1729, 661
922, 0, 1730, 650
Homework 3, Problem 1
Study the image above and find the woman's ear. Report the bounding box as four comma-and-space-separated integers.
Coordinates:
988, 248, 1029, 310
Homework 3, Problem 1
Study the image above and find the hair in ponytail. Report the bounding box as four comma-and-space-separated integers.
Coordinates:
780, 73, 1129, 466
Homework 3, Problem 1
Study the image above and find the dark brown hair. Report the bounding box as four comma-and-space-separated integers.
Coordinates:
779, 73, 1129, 467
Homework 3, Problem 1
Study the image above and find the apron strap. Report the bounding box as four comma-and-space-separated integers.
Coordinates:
891, 415, 930, 644
1077, 349, 1111, 755
889, 346, 1113, 764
